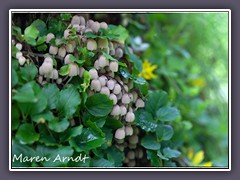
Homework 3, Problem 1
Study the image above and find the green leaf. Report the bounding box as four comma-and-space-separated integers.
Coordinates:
105, 117, 123, 129
42, 83, 59, 109
31, 19, 47, 36
60, 125, 83, 142
32, 111, 55, 123
14, 82, 47, 115
59, 64, 70, 76
141, 135, 161, 150
81, 71, 91, 91
12, 68, 18, 87
37, 44, 48, 52
91, 158, 114, 167
108, 25, 128, 44
162, 147, 181, 159
57, 85, 81, 118
156, 124, 174, 141
85, 120, 105, 137
156, 107, 180, 122
36, 145, 74, 167
38, 124, 57, 146
24, 37, 37, 46
19, 63, 38, 82
24, 24, 39, 40
69, 54, 85, 65
12, 141, 36, 167
70, 128, 105, 151
124, 45, 142, 73
12, 105, 20, 130
48, 118, 69, 133
15, 123, 39, 145
86, 94, 113, 117
134, 109, 157, 132
60, 13, 72, 21
107, 147, 124, 167
146, 150, 162, 167
36, 36, 46, 45
145, 90, 168, 117
157, 150, 169, 160
12, 45, 19, 58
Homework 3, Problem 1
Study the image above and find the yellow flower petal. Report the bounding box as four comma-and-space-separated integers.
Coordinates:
192, 151, 204, 165
187, 148, 194, 160
201, 162, 212, 167
139, 59, 158, 80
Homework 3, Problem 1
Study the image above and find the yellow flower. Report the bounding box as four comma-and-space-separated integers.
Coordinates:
139, 60, 158, 80
187, 148, 212, 167
189, 78, 206, 88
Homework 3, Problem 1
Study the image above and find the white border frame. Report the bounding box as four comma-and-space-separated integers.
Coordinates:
9, 9, 231, 171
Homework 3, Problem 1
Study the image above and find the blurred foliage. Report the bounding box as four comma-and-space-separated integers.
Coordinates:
122, 13, 229, 166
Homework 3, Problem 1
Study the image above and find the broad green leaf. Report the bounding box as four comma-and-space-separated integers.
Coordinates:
57, 85, 81, 118
24, 36, 37, 46
70, 128, 105, 151
134, 109, 157, 132
24, 24, 39, 40
12, 141, 36, 167
162, 147, 181, 159
37, 43, 48, 52
12, 105, 20, 130
15, 123, 39, 145
156, 107, 180, 122
69, 54, 85, 65
19, 63, 38, 82
42, 83, 59, 109
32, 111, 55, 123
105, 117, 123, 129
141, 135, 161, 150
91, 158, 114, 167
48, 118, 69, 133
146, 150, 162, 167
124, 45, 142, 73
60, 13, 72, 21
60, 125, 83, 142
31, 19, 47, 36
12, 68, 18, 87
145, 90, 168, 117
81, 71, 91, 91
85, 120, 105, 137
107, 147, 124, 167
86, 94, 113, 117
108, 25, 128, 44
59, 64, 70, 76
156, 124, 174, 141
36, 36, 46, 45
38, 124, 57, 146
36, 145, 74, 167
157, 150, 169, 160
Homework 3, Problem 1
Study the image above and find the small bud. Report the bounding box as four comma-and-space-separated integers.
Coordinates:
12, 39, 16, 45
109, 42, 114, 49
98, 55, 109, 68
125, 126, 133, 136
125, 112, 135, 122
64, 29, 71, 39
56, 78, 62, 84
128, 144, 137, 149
98, 75, 107, 86
129, 134, 138, 144
123, 85, 129, 92
128, 160, 136, 167
127, 151, 135, 160
66, 43, 74, 53
120, 105, 127, 116
52, 69, 58, 80
111, 105, 121, 116
44, 57, 53, 65
58, 46, 66, 58
69, 63, 79, 77
91, 21, 100, 33
107, 79, 115, 90
16, 43, 22, 51
117, 92, 123, 100
128, 80, 134, 90
71, 15, 80, 25
115, 48, 123, 58
84, 28, 93, 33
128, 107, 133, 112
122, 94, 130, 104
94, 60, 100, 70
49, 46, 58, 55
79, 25, 86, 33
123, 78, 129, 84
108, 72, 115, 78
123, 157, 129, 164
136, 149, 144, 159
98, 39, 108, 49
100, 22, 108, 29
129, 93, 133, 102
136, 98, 145, 108
79, 16, 86, 26
113, 84, 121, 95
109, 94, 117, 105
90, 79, 101, 92
40, 62, 53, 75
87, 19, 94, 27
37, 75, 43, 84
100, 86, 110, 96
132, 91, 138, 103
89, 68, 98, 79
110, 48, 115, 56
64, 54, 71, 64
79, 67, 85, 77
87, 39, 97, 51
46, 33, 55, 43
114, 127, 125, 140
109, 61, 118, 72
16, 52, 23, 59
133, 127, 139, 135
